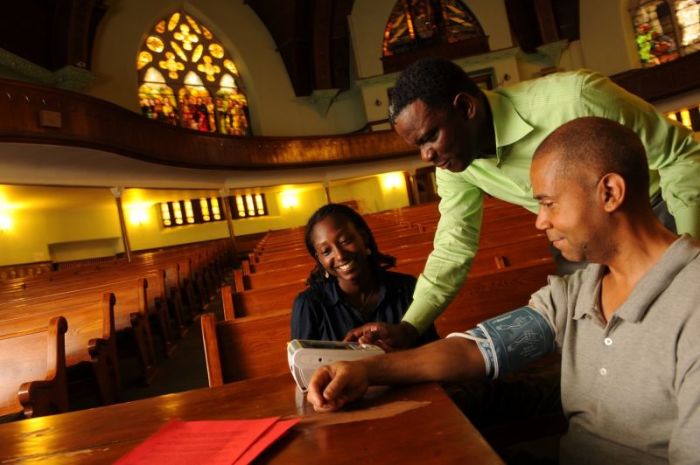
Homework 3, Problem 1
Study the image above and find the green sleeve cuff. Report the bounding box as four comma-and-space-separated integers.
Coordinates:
673, 203, 700, 240
402, 298, 443, 335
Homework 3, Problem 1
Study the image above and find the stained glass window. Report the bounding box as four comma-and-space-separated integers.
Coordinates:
137, 11, 251, 135
383, 0, 484, 56
632, 0, 700, 68
675, 0, 700, 54
228, 194, 267, 219
159, 194, 268, 228
666, 104, 700, 130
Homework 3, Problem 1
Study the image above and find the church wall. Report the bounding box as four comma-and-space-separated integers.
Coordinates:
579, 0, 640, 75
0, 178, 412, 266
0, 212, 51, 266
87, 0, 367, 137
0, 187, 120, 266
349, 0, 514, 79
1, 0, 684, 267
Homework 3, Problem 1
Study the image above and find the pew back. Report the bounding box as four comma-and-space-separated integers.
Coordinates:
0, 316, 68, 418
200, 311, 291, 386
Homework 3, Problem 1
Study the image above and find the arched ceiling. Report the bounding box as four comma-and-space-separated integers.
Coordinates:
245, 0, 355, 96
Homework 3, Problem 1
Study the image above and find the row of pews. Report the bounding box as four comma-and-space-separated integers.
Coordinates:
202, 198, 556, 386
0, 239, 234, 421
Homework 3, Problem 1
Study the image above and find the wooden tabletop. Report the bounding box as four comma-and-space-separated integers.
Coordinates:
0, 374, 504, 464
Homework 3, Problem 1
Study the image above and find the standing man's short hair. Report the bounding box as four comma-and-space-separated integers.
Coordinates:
389, 57, 482, 124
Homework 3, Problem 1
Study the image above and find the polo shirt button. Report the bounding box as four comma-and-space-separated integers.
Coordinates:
600, 367, 608, 376
604, 337, 613, 346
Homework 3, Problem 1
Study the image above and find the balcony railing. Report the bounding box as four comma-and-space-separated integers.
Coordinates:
0, 79, 415, 170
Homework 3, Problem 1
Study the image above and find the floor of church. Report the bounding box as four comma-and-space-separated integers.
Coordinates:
118, 293, 224, 404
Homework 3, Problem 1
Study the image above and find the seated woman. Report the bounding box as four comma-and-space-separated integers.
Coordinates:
291, 203, 438, 345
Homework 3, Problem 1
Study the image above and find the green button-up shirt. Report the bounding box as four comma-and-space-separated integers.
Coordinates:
403, 69, 700, 333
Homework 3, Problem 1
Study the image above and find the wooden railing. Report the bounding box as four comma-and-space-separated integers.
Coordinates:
0, 79, 415, 170
611, 51, 700, 103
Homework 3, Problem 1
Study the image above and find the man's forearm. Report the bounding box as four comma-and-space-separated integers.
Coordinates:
361, 337, 486, 385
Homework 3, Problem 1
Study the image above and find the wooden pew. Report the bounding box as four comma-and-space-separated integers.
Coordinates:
246, 230, 435, 274
250, 205, 533, 264
1, 277, 156, 385
202, 259, 555, 385
247, 218, 541, 276
0, 316, 69, 419
236, 231, 549, 292
223, 254, 553, 323
221, 280, 306, 319
434, 259, 556, 336
0, 262, 179, 360
200, 310, 291, 386
0, 292, 119, 406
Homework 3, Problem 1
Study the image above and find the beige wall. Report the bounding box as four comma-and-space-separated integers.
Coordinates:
1, 0, 672, 267
0, 186, 120, 265
0, 176, 412, 265
86, 0, 647, 138
579, 0, 640, 74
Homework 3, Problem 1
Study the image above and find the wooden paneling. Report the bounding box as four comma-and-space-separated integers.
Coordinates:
612, 51, 700, 102
0, 79, 415, 169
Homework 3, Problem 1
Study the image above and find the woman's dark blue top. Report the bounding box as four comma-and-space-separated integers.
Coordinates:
291, 269, 439, 345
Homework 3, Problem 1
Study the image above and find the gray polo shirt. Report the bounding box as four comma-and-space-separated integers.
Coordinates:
530, 235, 700, 465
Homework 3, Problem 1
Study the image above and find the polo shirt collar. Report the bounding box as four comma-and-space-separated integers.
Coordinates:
572, 235, 700, 323
614, 235, 700, 323
484, 90, 534, 161
572, 265, 605, 321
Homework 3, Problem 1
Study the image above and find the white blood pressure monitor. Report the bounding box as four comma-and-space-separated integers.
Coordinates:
287, 339, 384, 392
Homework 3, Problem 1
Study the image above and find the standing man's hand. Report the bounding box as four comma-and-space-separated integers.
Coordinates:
343, 322, 419, 351
306, 361, 370, 412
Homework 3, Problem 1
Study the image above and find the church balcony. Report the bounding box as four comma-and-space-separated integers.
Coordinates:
0, 79, 415, 171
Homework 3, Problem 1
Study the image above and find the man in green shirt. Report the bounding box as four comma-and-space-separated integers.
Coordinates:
347, 57, 700, 348
311, 117, 700, 465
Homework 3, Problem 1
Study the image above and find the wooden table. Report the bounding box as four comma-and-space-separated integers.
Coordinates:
0, 373, 504, 464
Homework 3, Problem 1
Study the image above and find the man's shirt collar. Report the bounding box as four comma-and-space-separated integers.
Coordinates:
484, 90, 534, 161
573, 235, 700, 323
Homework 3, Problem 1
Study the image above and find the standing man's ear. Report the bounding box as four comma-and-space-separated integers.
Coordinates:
598, 173, 626, 213
452, 92, 478, 120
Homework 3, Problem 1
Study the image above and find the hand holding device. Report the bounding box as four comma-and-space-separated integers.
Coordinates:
287, 339, 384, 392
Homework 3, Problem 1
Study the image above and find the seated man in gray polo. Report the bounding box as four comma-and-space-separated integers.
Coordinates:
306, 117, 700, 465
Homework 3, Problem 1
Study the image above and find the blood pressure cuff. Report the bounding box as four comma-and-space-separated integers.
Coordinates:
448, 307, 555, 379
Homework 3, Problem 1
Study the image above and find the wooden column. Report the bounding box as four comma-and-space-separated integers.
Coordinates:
405, 170, 419, 206
220, 190, 238, 264
533, 0, 559, 44
323, 182, 332, 204
110, 187, 132, 263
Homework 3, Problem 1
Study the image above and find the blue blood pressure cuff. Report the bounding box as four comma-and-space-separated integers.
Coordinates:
448, 307, 555, 379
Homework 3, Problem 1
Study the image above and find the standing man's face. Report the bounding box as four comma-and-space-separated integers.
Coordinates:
393, 98, 481, 173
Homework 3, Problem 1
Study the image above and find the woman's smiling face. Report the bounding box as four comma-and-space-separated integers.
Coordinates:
311, 215, 371, 285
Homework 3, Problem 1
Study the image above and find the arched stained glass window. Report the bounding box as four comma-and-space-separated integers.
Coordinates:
137, 11, 251, 135
382, 0, 485, 56
675, 0, 700, 54
632, 0, 700, 68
